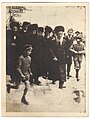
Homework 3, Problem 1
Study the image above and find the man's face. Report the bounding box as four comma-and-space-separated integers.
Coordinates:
23, 25, 28, 31
13, 26, 18, 32
57, 31, 63, 39
45, 32, 51, 39
32, 30, 37, 35
25, 48, 32, 56
77, 39, 80, 44
37, 31, 43, 36
68, 30, 73, 36
79, 32, 83, 38
76, 33, 79, 37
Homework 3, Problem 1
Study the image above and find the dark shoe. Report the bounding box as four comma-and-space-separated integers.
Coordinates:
34, 80, 41, 85
7, 84, 11, 93
21, 97, 29, 105
59, 85, 62, 89
35, 82, 41, 86
52, 81, 55, 84
30, 79, 34, 86
14, 84, 19, 89
9, 80, 14, 83
67, 74, 72, 79
77, 78, 79, 81
62, 86, 66, 88
38, 80, 41, 84
76, 71, 78, 79
69, 75, 72, 77
59, 85, 66, 89
30, 83, 34, 86
30, 81, 34, 86
67, 76, 69, 79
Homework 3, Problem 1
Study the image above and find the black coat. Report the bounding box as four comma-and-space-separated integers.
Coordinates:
64, 36, 74, 64
51, 39, 66, 64
30, 35, 45, 76
48, 38, 66, 81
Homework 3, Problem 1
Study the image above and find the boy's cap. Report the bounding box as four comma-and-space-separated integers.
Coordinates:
67, 28, 73, 33
75, 31, 80, 34
54, 26, 64, 33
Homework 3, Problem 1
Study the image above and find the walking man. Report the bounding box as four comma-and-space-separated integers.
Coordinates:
70, 37, 85, 81
64, 28, 74, 79
52, 26, 66, 88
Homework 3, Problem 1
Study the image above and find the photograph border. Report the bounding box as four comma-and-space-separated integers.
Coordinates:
1, 2, 89, 117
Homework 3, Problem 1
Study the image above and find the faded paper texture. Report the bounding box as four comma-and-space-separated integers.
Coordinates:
2, 3, 89, 116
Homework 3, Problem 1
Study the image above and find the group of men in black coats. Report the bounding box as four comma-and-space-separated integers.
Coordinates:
6, 21, 84, 90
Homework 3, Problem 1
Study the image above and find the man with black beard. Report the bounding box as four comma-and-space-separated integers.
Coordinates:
26, 24, 38, 46
30, 27, 45, 85
19, 21, 30, 40
42, 26, 54, 79
36, 27, 45, 78
27, 24, 42, 85
9, 22, 23, 85
19, 21, 30, 51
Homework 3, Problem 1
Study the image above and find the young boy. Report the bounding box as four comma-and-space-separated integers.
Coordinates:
7, 44, 32, 105
16, 44, 32, 105
69, 37, 85, 81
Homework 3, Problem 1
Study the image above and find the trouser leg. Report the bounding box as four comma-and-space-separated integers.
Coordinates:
76, 69, 79, 78
67, 63, 71, 76
67, 63, 72, 79
74, 60, 80, 81
59, 64, 66, 88
29, 74, 33, 85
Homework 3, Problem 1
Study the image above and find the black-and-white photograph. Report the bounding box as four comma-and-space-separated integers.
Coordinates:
1, 3, 89, 116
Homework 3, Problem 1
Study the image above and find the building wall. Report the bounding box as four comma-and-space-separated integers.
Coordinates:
6, 6, 86, 34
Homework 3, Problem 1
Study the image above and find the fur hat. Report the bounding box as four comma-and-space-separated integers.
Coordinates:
38, 27, 44, 32
54, 26, 64, 33
28, 24, 38, 32
11, 22, 20, 29
22, 21, 30, 27
45, 26, 53, 33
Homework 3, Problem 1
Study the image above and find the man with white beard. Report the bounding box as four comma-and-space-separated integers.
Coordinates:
51, 26, 66, 89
